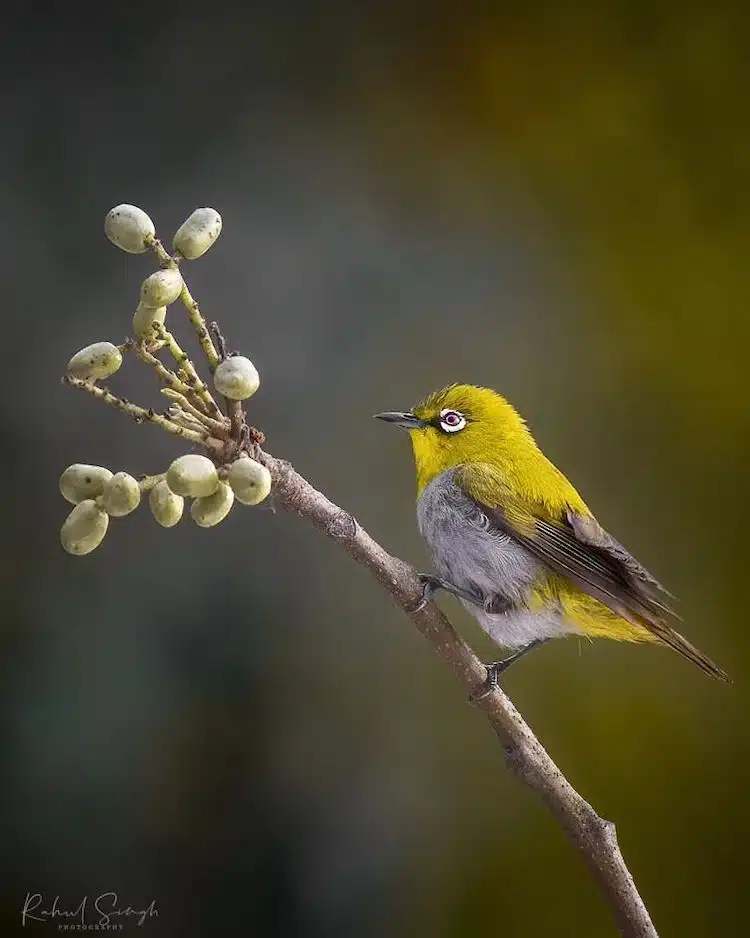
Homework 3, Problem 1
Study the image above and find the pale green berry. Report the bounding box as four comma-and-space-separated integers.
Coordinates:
100, 472, 141, 517
59, 464, 113, 505
140, 268, 183, 306
173, 208, 222, 259
166, 454, 219, 498
104, 204, 155, 254
213, 356, 260, 401
132, 301, 167, 340
229, 457, 272, 505
149, 479, 184, 528
67, 342, 123, 380
60, 500, 109, 555
191, 481, 234, 527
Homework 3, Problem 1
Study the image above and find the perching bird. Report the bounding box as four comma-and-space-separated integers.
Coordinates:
375, 384, 728, 689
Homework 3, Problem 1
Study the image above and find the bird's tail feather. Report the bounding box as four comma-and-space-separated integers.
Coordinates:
647, 621, 730, 682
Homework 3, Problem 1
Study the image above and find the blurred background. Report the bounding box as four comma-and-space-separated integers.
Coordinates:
2, 2, 748, 935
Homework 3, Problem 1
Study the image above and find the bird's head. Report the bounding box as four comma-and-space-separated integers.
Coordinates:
375, 384, 534, 494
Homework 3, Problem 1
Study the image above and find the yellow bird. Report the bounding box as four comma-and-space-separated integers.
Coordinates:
375, 384, 728, 689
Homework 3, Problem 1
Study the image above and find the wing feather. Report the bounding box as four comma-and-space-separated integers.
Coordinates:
456, 464, 729, 681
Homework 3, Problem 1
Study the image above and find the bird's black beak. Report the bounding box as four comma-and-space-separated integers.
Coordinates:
373, 411, 426, 430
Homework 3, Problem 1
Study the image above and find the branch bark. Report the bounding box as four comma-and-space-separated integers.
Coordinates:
259, 450, 658, 938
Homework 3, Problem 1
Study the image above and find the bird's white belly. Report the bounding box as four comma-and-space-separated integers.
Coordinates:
417, 470, 576, 648
461, 600, 573, 649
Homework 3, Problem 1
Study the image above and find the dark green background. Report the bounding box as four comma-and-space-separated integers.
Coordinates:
2, 3, 747, 935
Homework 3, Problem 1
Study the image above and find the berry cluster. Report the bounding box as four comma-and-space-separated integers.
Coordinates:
60, 204, 271, 555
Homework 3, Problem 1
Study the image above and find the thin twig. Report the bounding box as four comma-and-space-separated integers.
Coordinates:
130, 341, 201, 405
161, 389, 229, 437
256, 449, 659, 938
151, 323, 223, 420
167, 406, 212, 435
207, 320, 244, 439
226, 399, 244, 438
62, 375, 223, 454
146, 235, 221, 369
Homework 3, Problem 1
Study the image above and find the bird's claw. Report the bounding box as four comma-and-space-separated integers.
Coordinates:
415, 574, 481, 612
414, 574, 441, 612
468, 661, 504, 704
467, 640, 550, 703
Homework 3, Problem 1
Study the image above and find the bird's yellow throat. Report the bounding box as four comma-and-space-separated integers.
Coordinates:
408, 384, 588, 516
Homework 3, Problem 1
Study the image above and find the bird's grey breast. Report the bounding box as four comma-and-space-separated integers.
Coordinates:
416, 468, 541, 606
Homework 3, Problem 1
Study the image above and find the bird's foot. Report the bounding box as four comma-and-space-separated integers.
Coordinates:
414, 574, 478, 612
415, 574, 440, 611
468, 639, 550, 703
469, 658, 515, 703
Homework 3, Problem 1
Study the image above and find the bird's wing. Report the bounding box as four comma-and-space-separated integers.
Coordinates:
455, 463, 728, 680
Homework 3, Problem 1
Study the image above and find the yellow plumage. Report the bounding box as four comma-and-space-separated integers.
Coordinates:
412, 385, 587, 509
377, 383, 727, 679
413, 386, 650, 643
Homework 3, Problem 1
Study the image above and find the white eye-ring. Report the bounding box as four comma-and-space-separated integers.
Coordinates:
439, 408, 467, 433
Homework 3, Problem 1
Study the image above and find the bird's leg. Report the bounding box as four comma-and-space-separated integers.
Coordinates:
415, 574, 480, 612
470, 638, 551, 702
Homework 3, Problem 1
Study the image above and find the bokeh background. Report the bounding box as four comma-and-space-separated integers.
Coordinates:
2, 2, 748, 935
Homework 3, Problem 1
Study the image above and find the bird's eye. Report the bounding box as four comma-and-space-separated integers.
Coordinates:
439, 409, 467, 433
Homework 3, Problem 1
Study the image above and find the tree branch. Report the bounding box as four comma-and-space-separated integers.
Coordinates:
70, 205, 657, 936
259, 450, 659, 938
